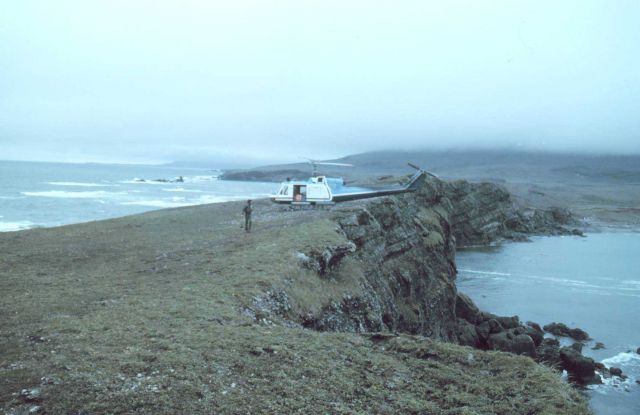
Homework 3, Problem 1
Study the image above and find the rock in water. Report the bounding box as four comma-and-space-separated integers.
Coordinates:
559, 347, 599, 384
543, 322, 590, 341
570, 342, 583, 353
609, 367, 623, 377
591, 342, 606, 350
567, 328, 590, 341
526, 321, 543, 332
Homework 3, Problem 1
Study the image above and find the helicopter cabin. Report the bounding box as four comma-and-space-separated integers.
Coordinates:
271, 176, 333, 204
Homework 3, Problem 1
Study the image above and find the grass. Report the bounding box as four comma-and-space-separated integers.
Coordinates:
0, 199, 590, 414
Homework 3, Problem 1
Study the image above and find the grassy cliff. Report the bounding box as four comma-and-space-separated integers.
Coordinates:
1, 181, 590, 414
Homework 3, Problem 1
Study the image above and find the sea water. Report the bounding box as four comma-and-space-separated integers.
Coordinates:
456, 233, 640, 414
0, 160, 275, 231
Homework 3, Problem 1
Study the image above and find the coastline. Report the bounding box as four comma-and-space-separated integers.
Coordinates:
0, 178, 593, 413
456, 232, 640, 413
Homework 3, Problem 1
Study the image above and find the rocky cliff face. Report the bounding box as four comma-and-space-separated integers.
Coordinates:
446, 179, 582, 246
310, 184, 459, 340
263, 176, 581, 343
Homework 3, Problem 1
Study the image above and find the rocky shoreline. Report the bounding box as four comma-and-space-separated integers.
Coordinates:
278, 175, 634, 387
0, 173, 602, 413
242, 175, 614, 385
455, 293, 627, 386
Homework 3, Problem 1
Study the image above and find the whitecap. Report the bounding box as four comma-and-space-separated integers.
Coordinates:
602, 352, 640, 368
22, 190, 127, 198
0, 221, 34, 232
457, 269, 512, 277
162, 188, 203, 193
47, 182, 113, 187
119, 179, 166, 185
121, 200, 192, 208
183, 175, 217, 183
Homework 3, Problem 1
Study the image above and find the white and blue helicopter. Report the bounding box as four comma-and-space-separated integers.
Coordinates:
270, 160, 426, 206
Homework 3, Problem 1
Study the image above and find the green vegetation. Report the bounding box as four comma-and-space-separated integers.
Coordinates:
1, 200, 590, 414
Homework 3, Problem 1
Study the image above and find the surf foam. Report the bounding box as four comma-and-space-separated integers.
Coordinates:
458, 269, 512, 277
121, 200, 192, 208
47, 182, 113, 187
0, 221, 34, 232
602, 351, 640, 368
162, 188, 203, 193
22, 191, 126, 198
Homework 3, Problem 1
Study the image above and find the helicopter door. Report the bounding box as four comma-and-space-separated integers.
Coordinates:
293, 185, 307, 202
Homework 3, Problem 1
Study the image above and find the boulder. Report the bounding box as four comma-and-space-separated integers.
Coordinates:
487, 331, 514, 352
636, 347, 640, 355
456, 318, 480, 347
526, 321, 543, 333
591, 342, 606, 350
511, 334, 537, 358
455, 293, 482, 325
475, 322, 491, 343
486, 319, 503, 334
487, 330, 536, 358
559, 346, 600, 384
522, 326, 543, 347
570, 343, 583, 353
537, 338, 561, 367
609, 367, 623, 377
494, 315, 520, 330
543, 322, 590, 341
567, 328, 590, 341
482, 312, 519, 329
476, 319, 502, 343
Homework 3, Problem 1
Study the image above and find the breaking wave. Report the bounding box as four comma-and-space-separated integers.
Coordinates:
602, 351, 640, 368
119, 194, 259, 209
0, 221, 34, 232
161, 188, 203, 193
47, 182, 113, 187
121, 200, 191, 208
119, 179, 166, 185
458, 269, 512, 276
22, 190, 127, 198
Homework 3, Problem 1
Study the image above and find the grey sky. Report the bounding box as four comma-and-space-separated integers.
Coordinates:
1, 1, 639, 164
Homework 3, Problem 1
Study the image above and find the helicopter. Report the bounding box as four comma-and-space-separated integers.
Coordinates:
270, 159, 426, 205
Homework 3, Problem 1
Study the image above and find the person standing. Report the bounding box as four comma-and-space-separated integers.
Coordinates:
242, 200, 253, 232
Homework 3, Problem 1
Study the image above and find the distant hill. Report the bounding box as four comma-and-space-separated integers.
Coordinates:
220, 149, 640, 183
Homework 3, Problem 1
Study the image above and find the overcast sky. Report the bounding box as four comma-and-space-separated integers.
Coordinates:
1, 1, 639, 164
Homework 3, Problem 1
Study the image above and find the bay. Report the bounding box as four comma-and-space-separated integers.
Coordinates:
456, 232, 640, 414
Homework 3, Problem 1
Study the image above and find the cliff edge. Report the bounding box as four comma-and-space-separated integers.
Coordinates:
0, 176, 589, 414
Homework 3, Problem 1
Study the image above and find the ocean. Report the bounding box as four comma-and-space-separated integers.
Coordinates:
456, 233, 640, 414
0, 160, 275, 232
